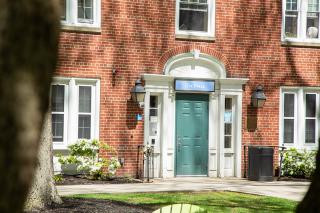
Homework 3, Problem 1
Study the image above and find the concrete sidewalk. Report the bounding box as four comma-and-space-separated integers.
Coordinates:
57, 178, 310, 201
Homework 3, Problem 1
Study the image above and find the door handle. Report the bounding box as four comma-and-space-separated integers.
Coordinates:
177, 136, 182, 152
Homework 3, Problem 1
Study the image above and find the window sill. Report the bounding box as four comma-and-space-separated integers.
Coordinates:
281, 39, 320, 48
175, 33, 215, 41
53, 143, 68, 150
61, 25, 101, 34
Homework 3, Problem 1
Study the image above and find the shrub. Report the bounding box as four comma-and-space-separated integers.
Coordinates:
282, 148, 317, 179
53, 174, 64, 183
58, 139, 121, 179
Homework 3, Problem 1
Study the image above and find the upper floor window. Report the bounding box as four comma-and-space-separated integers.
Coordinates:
176, 0, 215, 40
283, 0, 320, 44
60, 0, 101, 30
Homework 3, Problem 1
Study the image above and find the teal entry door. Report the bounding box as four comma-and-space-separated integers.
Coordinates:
175, 93, 209, 176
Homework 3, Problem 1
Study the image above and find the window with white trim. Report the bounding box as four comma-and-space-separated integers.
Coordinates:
283, 93, 296, 144
78, 86, 92, 139
60, 0, 101, 29
51, 78, 100, 149
51, 85, 67, 143
224, 98, 233, 149
176, 0, 215, 39
281, 88, 319, 148
305, 93, 317, 143
283, 0, 320, 42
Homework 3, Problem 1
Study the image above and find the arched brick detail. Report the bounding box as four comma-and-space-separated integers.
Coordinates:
157, 45, 230, 73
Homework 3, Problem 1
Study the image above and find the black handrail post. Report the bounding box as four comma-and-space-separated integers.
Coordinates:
278, 145, 286, 181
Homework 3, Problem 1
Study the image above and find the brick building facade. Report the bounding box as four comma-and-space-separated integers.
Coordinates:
53, 0, 320, 178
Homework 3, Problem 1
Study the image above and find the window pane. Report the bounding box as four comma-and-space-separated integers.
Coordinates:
52, 114, 64, 142
307, 13, 319, 38
306, 94, 316, 117
150, 109, 158, 116
51, 85, 64, 112
225, 123, 232, 135
285, 12, 298, 38
308, 0, 319, 11
150, 96, 158, 108
78, 0, 84, 7
179, 3, 208, 32
79, 86, 91, 113
78, 6, 84, 19
286, 0, 297, 10
78, 115, 91, 139
78, 0, 93, 21
305, 119, 316, 143
284, 119, 294, 143
225, 98, 232, 110
60, 0, 66, 20
85, 8, 93, 20
284, 94, 295, 117
85, 0, 93, 7
224, 136, 231, 148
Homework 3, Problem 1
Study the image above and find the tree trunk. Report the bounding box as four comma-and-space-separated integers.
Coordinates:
296, 147, 320, 212
0, 1, 60, 212
25, 110, 62, 211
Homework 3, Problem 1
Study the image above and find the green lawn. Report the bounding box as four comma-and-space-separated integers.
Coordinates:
70, 191, 298, 213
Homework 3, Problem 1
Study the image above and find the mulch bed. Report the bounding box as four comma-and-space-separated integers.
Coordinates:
27, 197, 155, 213
277, 176, 310, 182
26, 176, 149, 212
55, 175, 143, 185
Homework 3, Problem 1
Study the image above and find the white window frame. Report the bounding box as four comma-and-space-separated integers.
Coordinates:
51, 84, 69, 146
282, 0, 320, 45
224, 96, 235, 152
61, 0, 101, 30
280, 91, 297, 147
280, 87, 319, 150
52, 77, 100, 150
76, 84, 96, 140
303, 92, 319, 145
175, 0, 215, 40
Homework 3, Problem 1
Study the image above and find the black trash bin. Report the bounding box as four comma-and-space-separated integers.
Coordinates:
248, 146, 274, 181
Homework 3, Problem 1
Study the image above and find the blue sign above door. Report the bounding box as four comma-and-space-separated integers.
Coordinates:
175, 79, 215, 92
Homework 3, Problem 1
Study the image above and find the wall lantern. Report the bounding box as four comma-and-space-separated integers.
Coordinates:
251, 85, 266, 108
130, 79, 146, 108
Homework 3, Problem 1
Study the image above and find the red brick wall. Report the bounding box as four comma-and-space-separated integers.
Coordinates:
56, 0, 320, 177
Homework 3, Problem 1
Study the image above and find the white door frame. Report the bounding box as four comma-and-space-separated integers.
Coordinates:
143, 52, 248, 178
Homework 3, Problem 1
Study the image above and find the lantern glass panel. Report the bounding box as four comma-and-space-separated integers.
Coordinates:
136, 92, 145, 103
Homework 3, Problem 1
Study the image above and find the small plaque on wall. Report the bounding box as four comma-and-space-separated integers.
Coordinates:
247, 115, 257, 131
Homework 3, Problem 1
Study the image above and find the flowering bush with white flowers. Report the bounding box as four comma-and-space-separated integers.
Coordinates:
58, 139, 121, 179
282, 148, 316, 179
